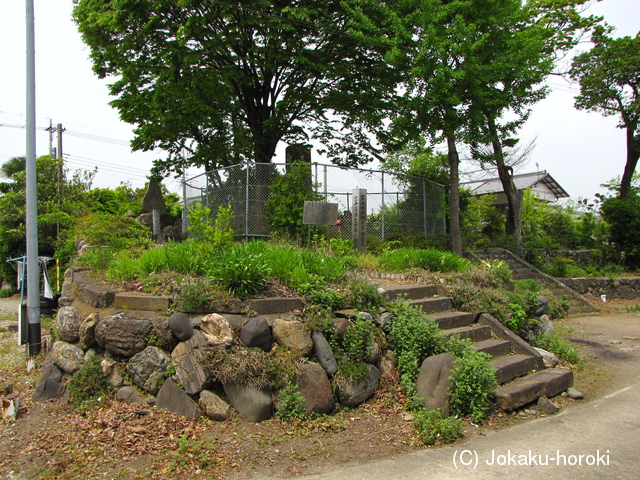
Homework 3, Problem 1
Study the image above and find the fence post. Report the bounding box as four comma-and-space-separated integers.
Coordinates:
381, 171, 385, 240
324, 165, 328, 199
245, 162, 250, 238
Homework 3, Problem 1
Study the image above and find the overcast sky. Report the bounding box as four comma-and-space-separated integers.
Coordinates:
1, 0, 638, 200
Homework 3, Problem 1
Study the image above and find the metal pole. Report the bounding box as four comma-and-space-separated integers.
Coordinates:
25, 0, 41, 357
381, 172, 385, 240
245, 162, 249, 237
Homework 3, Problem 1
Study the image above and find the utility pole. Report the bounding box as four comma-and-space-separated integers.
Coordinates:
47, 119, 55, 157
56, 123, 64, 160
25, 0, 41, 357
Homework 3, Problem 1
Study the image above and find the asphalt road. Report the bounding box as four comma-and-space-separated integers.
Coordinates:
293, 380, 639, 480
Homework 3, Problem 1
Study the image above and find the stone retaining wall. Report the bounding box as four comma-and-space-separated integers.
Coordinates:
559, 277, 640, 301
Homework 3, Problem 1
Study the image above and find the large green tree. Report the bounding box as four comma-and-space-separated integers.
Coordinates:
73, 0, 393, 177
570, 27, 640, 199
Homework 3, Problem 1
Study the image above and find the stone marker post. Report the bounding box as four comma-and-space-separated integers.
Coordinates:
352, 188, 367, 252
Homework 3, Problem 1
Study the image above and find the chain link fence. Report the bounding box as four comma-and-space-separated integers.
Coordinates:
183, 162, 446, 240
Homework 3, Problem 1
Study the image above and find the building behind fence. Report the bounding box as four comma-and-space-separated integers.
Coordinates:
183, 162, 446, 240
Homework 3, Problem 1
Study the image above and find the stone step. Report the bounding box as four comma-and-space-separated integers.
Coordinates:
473, 339, 512, 357
380, 285, 441, 302
431, 311, 476, 330
442, 325, 492, 343
409, 297, 452, 314
492, 368, 574, 411
491, 354, 540, 384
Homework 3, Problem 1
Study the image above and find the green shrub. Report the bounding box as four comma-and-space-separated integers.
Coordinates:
67, 355, 110, 412
380, 248, 469, 273
0, 288, 13, 298
343, 317, 376, 363
107, 251, 142, 283
386, 302, 444, 389
71, 213, 151, 251
349, 279, 385, 312
447, 347, 496, 422
276, 383, 308, 421
76, 246, 116, 274
413, 409, 463, 445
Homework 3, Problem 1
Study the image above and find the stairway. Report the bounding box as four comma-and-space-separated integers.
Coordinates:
379, 284, 574, 411
470, 248, 598, 315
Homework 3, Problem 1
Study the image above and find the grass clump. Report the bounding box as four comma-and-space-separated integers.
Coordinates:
413, 409, 463, 445
532, 331, 583, 368
380, 248, 469, 273
203, 345, 304, 390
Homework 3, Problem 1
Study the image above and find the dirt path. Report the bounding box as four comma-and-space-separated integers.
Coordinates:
1, 300, 639, 480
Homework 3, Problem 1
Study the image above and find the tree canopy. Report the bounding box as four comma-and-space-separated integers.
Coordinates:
73, 0, 395, 176
570, 27, 640, 199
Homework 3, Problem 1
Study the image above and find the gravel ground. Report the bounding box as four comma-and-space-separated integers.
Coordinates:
0, 297, 23, 328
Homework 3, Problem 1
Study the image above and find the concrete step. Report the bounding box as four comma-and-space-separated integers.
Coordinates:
431, 311, 476, 330
473, 339, 512, 357
381, 285, 441, 302
491, 354, 540, 384
442, 325, 492, 343
492, 368, 574, 411
410, 297, 452, 314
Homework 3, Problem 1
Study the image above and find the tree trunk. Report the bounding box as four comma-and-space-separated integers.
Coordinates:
486, 116, 523, 248
619, 125, 640, 199
446, 135, 462, 256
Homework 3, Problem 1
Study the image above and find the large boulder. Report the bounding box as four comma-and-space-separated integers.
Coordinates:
156, 378, 201, 419
51, 341, 85, 375
223, 383, 272, 422
95, 313, 153, 357
337, 364, 380, 408
168, 312, 193, 342
415, 353, 455, 416
534, 347, 559, 369
171, 333, 209, 395
199, 390, 231, 421
240, 317, 272, 352
33, 357, 65, 402
115, 386, 149, 405
296, 362, 334, 415
272, 318, 312, 356
311, 331, 337, 376
127, 346, 171, 395
79, 313, 99, 351
56, 306, 81, 343
200, 313, 234, 346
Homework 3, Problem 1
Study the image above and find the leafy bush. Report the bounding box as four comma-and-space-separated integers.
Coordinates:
446, 340, 497, 422
342, 317, 376, 363
386, 302, 444, 388
0, 288, 13, 298
348, 279, 385, 312
71, 213, 151, 251
413, 409, 463, 445
187, 203, 235, 250
276, 383, 308, 421
67, 355, 111, 412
